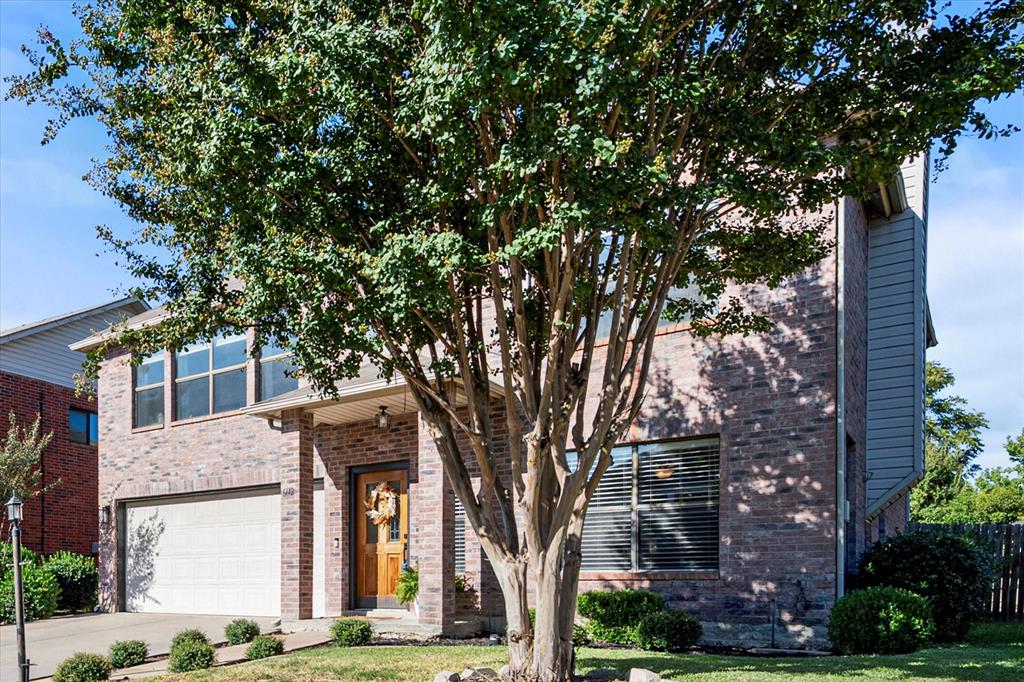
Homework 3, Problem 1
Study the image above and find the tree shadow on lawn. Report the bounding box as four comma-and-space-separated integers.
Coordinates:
576, 641, 1023, 681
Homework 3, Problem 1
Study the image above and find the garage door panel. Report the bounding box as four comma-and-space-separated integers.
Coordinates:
126, 487, 323, 618
125, 489, 282, 617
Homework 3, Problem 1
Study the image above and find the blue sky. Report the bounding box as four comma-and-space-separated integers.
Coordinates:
1, 1, 1022, 469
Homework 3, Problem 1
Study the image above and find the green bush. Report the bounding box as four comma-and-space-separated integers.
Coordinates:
170, 628, 210, 649
395, 566, 419, 606
828, 586, 934, 654
0, 543, 38, 579
331, 618, 373, 646
0, 562, 60, 622
572, 622, 592, 648
168, 640, 216, 673
246, 634, 284, 660
577, 589, 665, 645
224, 618, 261, 645
45, 551, 99, 613
108, 640, 147, 668
860, 529, 996, 642
52, 652, 112, 682
635, 609, 703, 651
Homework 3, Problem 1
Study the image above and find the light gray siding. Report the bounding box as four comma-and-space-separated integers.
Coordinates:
0, 301, 146, 387
865, 155, 928, 515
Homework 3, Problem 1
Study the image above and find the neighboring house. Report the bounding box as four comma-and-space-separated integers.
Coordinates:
73, 156, 935, 649
0, 297, 150, 554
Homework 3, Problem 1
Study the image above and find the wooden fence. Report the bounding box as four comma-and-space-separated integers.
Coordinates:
911, 523, 1023, 622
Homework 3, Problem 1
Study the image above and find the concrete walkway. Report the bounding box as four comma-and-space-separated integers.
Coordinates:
0, 612, 278, 680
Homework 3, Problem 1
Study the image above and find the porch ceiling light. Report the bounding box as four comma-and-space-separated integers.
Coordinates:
6, 496, 22, 523
376, 405, 392, 431
654, 467, 674, 480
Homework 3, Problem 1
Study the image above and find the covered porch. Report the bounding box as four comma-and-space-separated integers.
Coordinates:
242, 368, 503, 635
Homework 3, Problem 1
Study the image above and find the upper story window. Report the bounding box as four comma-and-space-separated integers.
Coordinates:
259, 339, 299, 400
174, 332, 247, 420
69, 408, 98, 445
134, 351, 165, 428
570, 436, 720, 572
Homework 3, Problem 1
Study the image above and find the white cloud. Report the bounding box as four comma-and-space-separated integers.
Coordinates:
927, 145, 1024, 471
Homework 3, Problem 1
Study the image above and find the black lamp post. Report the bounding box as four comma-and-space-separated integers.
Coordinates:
7, 495, 29, 682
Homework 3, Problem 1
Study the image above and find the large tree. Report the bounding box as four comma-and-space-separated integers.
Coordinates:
9, 1, 1023, 678
912, 361, 990, 514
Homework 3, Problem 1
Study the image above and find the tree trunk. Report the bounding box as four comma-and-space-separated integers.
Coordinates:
496, 538, 582, 681
528, 563, 577, 682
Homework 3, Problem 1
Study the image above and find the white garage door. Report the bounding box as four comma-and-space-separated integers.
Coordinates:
125, 487, 325, 617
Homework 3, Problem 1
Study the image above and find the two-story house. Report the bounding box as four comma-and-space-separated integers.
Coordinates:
72, 156, 935, 649
0, 297, 149, 554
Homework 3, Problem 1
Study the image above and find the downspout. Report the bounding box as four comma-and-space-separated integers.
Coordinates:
835, 200, 847, 600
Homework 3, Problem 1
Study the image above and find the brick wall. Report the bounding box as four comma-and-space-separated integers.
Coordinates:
0, 370, 98, 555
314, 412, 421, 615
95, 348, 292, 609
574, 206, 842, 649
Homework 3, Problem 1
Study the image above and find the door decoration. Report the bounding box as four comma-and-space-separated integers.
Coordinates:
364, 481, 398, 526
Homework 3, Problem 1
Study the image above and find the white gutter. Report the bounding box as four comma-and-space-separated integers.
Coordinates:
835, 199, 848, 599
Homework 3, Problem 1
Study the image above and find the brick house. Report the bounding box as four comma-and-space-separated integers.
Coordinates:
73, 157, 935, 649
0, 297, 149, 554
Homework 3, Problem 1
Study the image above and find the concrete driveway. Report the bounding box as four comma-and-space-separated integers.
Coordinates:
0, 612, 279, 680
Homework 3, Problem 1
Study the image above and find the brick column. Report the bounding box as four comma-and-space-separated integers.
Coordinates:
280, 408, 315, 620
463, 478, 504, 622
412, 414, 455, 630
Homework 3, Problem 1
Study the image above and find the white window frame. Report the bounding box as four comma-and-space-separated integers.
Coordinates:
133, 351, 165, 428
173, 334, 248, 420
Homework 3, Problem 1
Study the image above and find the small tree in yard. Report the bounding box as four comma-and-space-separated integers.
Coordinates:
0, 413, 55, 530
8, 2, 1022, 679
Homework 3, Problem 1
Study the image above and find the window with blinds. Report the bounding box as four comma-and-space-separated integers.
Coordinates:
453, 496, 466, 574
573, 437, 719, 573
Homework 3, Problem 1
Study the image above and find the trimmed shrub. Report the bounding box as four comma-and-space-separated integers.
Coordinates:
572, 622, 592, 648
0, 543, 38, 579
108, 640, 147, 669
45, 551, 99, 613
225, 618, 261, 645
168, 640, 216, 673
828, 586, 934, 654
331, 618, 373, 646
246, 634, 285, 660
170, 628, 210, 649
860, 529, 996, 642
0, 562, 59, 622
395, 566, 419, 606
577, 589, 665, 645
52, 652, 112, 682
635, 609, 703, 651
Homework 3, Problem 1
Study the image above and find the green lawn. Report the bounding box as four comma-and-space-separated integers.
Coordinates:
164, 622, 1023, 681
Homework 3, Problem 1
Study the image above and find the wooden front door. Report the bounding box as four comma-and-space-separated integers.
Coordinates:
355, 469, 408, 608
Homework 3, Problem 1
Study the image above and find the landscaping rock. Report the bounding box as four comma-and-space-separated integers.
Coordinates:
628, 669, 661, 682
434, 672, 460, 682
586, 668, 625, 681
459, 667, 502, 680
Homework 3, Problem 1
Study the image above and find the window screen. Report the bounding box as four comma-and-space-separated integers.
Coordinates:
174, 333, 248, 420
69, 409, 98, 445
453, 495, 466, 574
134, 352, 164, 428
572, 437, 719, 573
